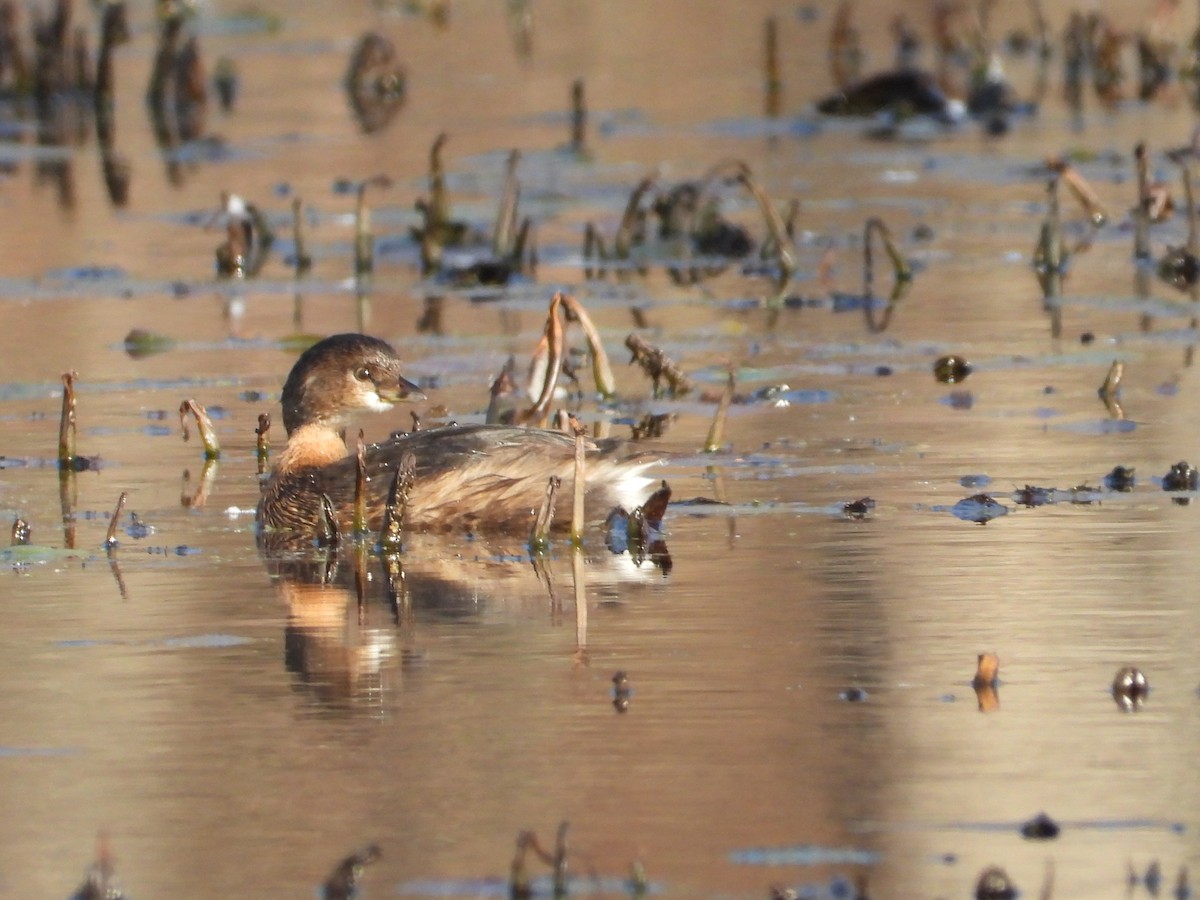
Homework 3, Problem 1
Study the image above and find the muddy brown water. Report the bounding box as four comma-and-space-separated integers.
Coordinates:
0, 0, 1197, 896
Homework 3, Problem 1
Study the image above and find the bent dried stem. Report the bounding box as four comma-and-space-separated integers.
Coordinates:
178, 398, 220, 459
705, 371, 736, 453
559, 291, 615, 398
104, 491, 127, 548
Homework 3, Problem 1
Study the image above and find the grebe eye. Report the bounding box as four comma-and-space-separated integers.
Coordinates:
354, 366, 371, 381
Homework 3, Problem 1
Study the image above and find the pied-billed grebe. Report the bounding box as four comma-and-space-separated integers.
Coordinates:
257, 333, 659, 538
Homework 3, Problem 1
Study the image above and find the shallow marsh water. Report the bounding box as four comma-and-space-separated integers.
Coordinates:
0, 0, 1198, 896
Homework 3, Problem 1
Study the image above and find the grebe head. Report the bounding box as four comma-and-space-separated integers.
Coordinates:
280, 333, 425, 435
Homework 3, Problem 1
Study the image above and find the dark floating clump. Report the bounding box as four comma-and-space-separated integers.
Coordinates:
1020, 811, 1060, 840
1113, 666, 1149, 712
321, 844, 381, 900
1013, 484, 1053, 508
973, 651, 1000, 712
842, 497, 874, 519
974, 865, 1017, 900
611, 671, 631, 713
123, 328, 175, 359
951, 493, 1007, 524
1161, 461, 1198, 492
10, 517, 30, 546
344, 32, 405, 134
933, 355, 971, 384
71, 835, 127, 900
816, 69, 963, 122
1104, 465, 1135, 491
838, 687, 868, 702
626, 334, 692, 398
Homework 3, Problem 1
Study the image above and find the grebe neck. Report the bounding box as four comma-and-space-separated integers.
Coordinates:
275, 423, 349, 474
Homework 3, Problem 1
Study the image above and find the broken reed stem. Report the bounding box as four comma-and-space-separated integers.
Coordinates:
428, 132, 450, 230
559, 292, 616, 397
705, 371, 736, 453
552, 821, 569, 896
1049, 157, 1107, 226
1181, 158, 1198, 257
355, 174, 392, 276
255, 413, 270, 473
1134, 142, 1151, 260
1034, 177, 1064, 327
486, 356, 517, 424
582, 222, 607, 279
58, 370, 78, 467
570, 77, 587, 152
178, 398, 220, 459
353, 430, 368, 535
291, 197, 312, 276
615, 177, 654, 261
493, 149, 521, 260
379, 453, 416, 552
863, 216, 911, 299
527, 293, 565, 422
570, 416, 587, 545
764, 16, 781, 117
737, 168, 797, 293
104, 491, 127, 548
529, 476, 561, 553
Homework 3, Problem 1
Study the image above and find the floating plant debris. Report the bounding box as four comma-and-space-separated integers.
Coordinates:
1020, 811, 1061, 840
933, 355, 970, 384
71, 834, 127, 900
1161, 461, 1198, 492
626, 334, 692, 398
1113, 666, 1149, 712
974, 865, 1016, 900
816, 69, 963, 122
321, 844, 382, 900
973, 651, 1000, 712
972, 652, 999, 690
1104, 465, 1135, 491
611, 671, 631, 713
345, 32, 405, 134
842, 497, 874, 519
949, 494, 1007, 524
123, 328, 175, 359
838, 687, 868, 702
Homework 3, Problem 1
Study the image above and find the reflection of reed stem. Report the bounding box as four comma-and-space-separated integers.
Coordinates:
529, 476, 561, 553
572, 547, 587, 660
379, 453, 415, 552
353, 430, 368, 534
